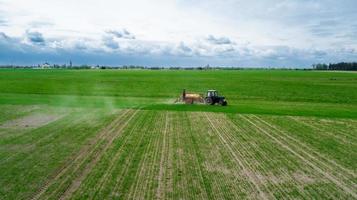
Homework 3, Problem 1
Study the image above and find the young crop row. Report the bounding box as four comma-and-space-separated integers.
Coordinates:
234, 114, 357, 199
31, 109, 138, 200
2, 107, 356, 199
0, 106, 122, 199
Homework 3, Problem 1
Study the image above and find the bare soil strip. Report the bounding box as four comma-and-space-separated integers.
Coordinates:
254, 115, 357, 180
204, 112, 268, 200
243, 115, 357, 199
30, 109, 132, 200
0, 113, 63, 129
0, 114, 81, 166
59, 109, 139, 200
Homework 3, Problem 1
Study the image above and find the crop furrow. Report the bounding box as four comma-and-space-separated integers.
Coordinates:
289, 116, 356, 146
140, 112, 164, 199
232, 114, 329, 198
156, 112, 169, 200
29, 109, 132, 200
212, 114, 297, 199
108, 111, 156, 199
58, 109, 139, 200
253, 115, 357, 183
204, 112, 269, 199
126, 114, 158, 199
74, 110, 148, 199
243, 115, 357, 199
191, 112, 254, 199
32, 109, 135, 200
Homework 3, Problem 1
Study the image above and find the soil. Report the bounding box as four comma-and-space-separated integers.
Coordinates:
1, 113, 63, 129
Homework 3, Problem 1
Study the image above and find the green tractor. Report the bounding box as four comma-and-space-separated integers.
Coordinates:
205, 90, 227, 106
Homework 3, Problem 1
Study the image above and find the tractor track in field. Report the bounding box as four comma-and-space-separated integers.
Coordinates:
173, 114, 189, 199
144, 113, 165, 199
212, 114, 292, 198
289, 116, 356, 146
208, 113, 290, 199
0, 113, 78, 166
204, 113, 268, 200
132, 113, 163, 199
179, 113, 209, 199
193, 113, 249, 199
243, 115, 357, 199
108, 112, 155, 199
30, 109, 133, 200
247, 115, 356, 198
73, 111, 147, 199
230, 114, 331, 198
199, 113, 255, 199
87, 111, 147, 198
253, 115, 357, 182
42, 109, 134, 200
59, 109, 139, 200
166, 116, 174, 199
303, 117, 357, 141
127, 114, 158, 199
156, 112, 169, 200
178, 113, 208, 199
173, 114, 190, 199
186, 113, 213, 200
171, 114, 185, 199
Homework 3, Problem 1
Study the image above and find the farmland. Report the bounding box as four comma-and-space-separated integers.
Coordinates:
0, 69, 357, 199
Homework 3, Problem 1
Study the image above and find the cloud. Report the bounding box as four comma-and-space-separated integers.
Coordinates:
102, 36, 119, 49
106, 29, 135, 40
26, 30, 45, 45
0, 32, 10, 40
1, 0, 357, 67
29, 21, 54, 28
206, 35, 233, 45
0, 19, 7, 26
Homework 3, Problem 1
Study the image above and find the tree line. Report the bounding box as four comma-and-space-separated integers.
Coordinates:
313, 62, 357, 71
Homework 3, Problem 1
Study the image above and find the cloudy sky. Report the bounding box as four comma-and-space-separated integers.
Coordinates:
0, 0, 357, 67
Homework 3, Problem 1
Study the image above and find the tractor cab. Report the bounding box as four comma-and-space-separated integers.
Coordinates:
207, 90, 218, 97
205, 90, 227, 106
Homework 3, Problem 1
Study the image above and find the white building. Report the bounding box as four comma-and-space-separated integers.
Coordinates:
41, 62, 51, 69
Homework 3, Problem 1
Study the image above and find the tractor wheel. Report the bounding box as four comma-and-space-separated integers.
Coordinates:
206, 98, 214, 105
219, 100, 227, 106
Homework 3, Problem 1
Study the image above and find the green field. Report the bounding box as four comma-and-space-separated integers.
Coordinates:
0, 69, 356, 199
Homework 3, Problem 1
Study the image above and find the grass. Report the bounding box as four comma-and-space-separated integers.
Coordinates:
0, 69, 357, 118
0, 69, 356, 199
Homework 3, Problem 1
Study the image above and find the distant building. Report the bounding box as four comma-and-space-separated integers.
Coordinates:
41, 62, 51, 69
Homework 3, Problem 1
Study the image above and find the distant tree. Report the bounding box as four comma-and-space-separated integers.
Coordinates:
313, 62, 357, 71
